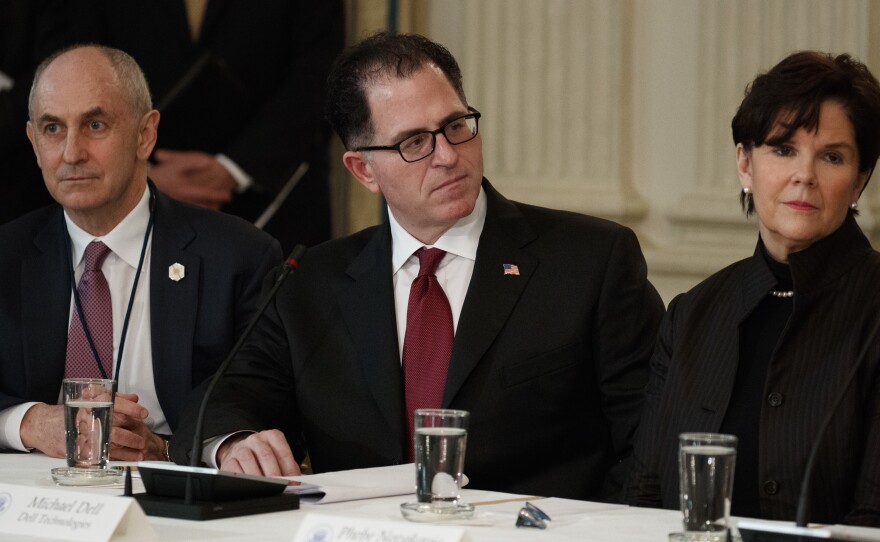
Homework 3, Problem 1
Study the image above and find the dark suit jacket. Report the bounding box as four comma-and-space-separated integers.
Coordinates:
627, 215, 880, 526
0, 187, 282, 434
172, 180, 664, 501
69, 0, 344, 250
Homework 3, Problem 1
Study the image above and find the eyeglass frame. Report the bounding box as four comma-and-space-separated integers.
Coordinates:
353, 107, 481, 163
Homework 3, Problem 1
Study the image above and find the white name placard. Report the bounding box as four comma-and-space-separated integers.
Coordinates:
0, 483, 156, 542
293, 512, 465, 542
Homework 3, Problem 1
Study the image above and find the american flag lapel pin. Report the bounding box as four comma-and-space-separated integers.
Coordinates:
502, 263, 520, 276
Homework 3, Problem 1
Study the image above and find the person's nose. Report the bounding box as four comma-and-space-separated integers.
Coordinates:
430, 132, 459, 166
791, 154, 817, 186
62, 130, 87, 164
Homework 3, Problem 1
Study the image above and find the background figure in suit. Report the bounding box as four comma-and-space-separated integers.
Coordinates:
172, 32, 664, 502
0, 45, 281, 461
69, 0, 344, 252
627, 51, 880, 526
0, 0, 72, 224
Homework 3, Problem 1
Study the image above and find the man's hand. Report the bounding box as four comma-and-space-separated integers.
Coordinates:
109, 393, 166, 461
20, 403, 66, 457
150, 149, 236, 209
217, 430, 301, 476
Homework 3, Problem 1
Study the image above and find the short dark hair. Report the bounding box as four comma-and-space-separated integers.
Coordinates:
732, 51, 880, 215
325, 32, 467, 150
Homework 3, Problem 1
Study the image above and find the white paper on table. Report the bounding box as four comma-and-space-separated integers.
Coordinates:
283, 463, 416, 504
827, 525, 880, 541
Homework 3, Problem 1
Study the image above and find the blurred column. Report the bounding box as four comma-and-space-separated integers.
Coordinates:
430, 0, 647, 227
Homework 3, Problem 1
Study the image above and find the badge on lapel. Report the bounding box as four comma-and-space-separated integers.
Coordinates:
168, 263, 185, 282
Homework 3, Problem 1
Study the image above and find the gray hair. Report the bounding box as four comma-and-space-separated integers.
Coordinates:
29, 44, 153, 120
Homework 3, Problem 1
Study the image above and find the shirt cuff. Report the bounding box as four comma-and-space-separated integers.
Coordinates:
203, 430, 255, 467
0, 402, 40, 451
215, 154, 253, 193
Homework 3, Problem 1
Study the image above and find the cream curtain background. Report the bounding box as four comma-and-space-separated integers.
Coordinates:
332, 0, 880, 303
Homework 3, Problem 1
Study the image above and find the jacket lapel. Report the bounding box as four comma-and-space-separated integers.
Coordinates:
336, 227, 406, 444
22, 209, 71, 402
443, 182, 537, 406
149, 192, 200, 429
696, 248, 776, 427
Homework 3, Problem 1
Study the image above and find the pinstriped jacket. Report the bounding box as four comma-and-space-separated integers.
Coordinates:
627, 215, 880, 526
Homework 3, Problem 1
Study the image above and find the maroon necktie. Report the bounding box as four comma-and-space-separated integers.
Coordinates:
402, 248, 454, 461
65, 241, 114, 379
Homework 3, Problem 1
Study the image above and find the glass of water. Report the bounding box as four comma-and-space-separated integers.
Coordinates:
401, 409, 475, 521
51, 378, 119, 485
678, 433, 738, 542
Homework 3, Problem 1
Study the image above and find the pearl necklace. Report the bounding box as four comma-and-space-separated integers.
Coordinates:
769, 289, 794, 298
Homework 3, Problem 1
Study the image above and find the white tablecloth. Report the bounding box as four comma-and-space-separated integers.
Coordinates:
0, 452, 686, 541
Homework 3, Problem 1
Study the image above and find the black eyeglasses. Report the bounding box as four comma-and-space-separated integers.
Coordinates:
355, 108, 481, 163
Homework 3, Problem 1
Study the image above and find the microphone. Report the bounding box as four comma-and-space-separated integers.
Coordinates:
737, 313, 880, 541
133, 245, 306, 521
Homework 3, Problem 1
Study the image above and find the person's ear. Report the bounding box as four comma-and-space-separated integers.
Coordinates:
343, 150, 381, 194
136, 110, 160, 161
854, 168, 872, 201
736, 143, 754, 192
25, 122, 42, 169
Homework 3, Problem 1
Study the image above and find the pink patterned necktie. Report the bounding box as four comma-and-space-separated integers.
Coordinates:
402, 248, 454, 461
65, 241, 114, 379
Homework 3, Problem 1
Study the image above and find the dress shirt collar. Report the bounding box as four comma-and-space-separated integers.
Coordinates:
389, 186, 487, 274
64, 185, 152, 270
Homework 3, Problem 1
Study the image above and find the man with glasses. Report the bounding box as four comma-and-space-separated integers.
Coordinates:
172, 32, 664, 502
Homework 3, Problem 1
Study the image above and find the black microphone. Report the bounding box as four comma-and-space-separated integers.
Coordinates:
133, 245, 306, 521
737, 312, 880, 541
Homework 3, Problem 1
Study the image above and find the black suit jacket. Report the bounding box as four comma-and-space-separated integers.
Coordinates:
69, 0, 344, 250
173, 180, 664, 501
0, 187, 281, 433
627, 215, 880, 526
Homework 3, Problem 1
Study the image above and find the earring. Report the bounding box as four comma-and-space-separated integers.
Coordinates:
740, 186, 755, 216
851, 201, 859, 210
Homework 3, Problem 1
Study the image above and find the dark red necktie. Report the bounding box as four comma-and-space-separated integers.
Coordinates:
65, 241, 114, 379
402, 248, 454, 461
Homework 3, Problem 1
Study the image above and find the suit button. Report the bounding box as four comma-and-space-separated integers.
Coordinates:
767, 392, 784, 407
763, 480, 779, 495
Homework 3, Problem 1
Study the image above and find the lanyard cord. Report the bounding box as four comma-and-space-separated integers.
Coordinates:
65, 186, 155, 388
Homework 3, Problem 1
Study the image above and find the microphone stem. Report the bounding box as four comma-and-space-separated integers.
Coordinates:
185, 245, 305, 505
795, 313, 880, 526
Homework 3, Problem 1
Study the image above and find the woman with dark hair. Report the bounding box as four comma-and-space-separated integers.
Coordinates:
627, 51, 880, 526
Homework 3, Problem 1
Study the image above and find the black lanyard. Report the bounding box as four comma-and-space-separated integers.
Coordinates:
64, 186, 155, 387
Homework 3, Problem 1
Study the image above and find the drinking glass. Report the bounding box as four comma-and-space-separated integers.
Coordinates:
678, 433, 738, 542
52, 378, 119, 485
401, 409, 474, 521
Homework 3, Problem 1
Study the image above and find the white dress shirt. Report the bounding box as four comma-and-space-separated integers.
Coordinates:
0, 187, 170, 451
390, 187, 487, 360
